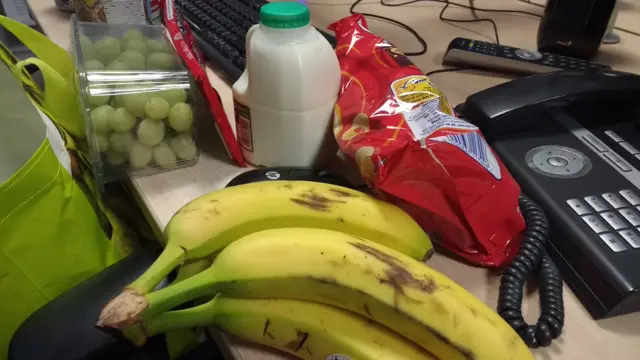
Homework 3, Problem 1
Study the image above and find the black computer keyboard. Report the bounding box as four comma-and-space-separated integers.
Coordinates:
175, 0, 336, 83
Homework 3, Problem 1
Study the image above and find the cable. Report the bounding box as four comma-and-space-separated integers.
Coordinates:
350, 0, 428, 56
497, 195, 564, 348
438, 1, 501, 44
425, 66, 475, 76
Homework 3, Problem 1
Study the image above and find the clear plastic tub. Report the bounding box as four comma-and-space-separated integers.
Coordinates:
71, 19, 199, 188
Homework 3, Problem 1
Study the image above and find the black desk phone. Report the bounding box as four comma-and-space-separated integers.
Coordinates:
463, 70, 640, 319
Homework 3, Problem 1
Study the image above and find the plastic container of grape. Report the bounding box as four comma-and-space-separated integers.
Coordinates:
71, 19, 200, 189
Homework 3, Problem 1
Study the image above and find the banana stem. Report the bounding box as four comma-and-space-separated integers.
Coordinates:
130, 245, 187, 293
146, 298, 218, 336
144, 268, 218, 317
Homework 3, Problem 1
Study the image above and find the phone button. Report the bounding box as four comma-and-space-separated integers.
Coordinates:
618, 208, 640, 226
603, 152, 632, 172
621, 230, 640, 248
567, 199, 591, 215
620, 190, 640, 205
584, 196, 609, 212
619, 142, 640, 155
602, 193, 628, 209
600, 212, 627, 230
605, 130, 624, 142
600, 233, 628, 252
582, 134, 607, 152
582, 215, 608, 233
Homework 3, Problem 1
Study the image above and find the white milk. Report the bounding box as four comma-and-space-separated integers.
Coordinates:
232, 2, 340, 168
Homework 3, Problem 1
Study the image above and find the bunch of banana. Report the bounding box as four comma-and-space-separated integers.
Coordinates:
145, 296, 435, 360
99, 228, 534, 360
121, 180, 433, 299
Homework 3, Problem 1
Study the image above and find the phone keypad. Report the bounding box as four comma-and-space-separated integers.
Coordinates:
568, 189, 640, 252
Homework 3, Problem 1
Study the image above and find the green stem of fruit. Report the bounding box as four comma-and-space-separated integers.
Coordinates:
143, 267, 218, 318
130, 244, 187, 293
146, 298, 218, 336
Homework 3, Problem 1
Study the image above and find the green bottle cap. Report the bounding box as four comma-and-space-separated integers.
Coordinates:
260, 2, 310, 29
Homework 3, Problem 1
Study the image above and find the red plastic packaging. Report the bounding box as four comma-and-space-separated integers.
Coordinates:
329, 15, 525, 267
163, 0, 245, 166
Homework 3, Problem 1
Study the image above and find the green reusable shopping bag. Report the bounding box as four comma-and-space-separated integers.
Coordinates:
0, 16, 127, 359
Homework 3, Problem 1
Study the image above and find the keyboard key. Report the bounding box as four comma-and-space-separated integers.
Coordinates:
600, 233, 628, 252
600, 212, 627, 230
620, 190, 640, 205
567, 199, 591, 215
602, 193, 628, 209
620, 229, 640, 248
582, 215, 608, 233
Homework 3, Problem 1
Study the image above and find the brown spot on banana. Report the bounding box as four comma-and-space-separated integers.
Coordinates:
363, 304, 373, 317
262, 319, 274, 339
284, 330, 309, 352
290, 191, 347, 212
329, 188, 356, 198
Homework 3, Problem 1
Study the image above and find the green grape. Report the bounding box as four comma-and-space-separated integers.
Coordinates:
129, 142, 153, 169
125, 38, 147, 55
84, 59, 105, 71
137, 118, 166, 146
147, 38, 172, 53
122, 92, 149, 117
95, 36, 121, 63
95, 133, 110, 152
106, 60, 129, 71
90, 104, 115, 133
168, 102, 193, 132
79, 35, 96, 60
106, 149, 127, 165
144, 97, 170, 121
153, 142, 177, 169
157, 88, 187, 107
169, 134, 197, 160
123, 29, 145, 45
88, 93, 111, 107
109, 131, 135, 153
109, 108, 137, 132
147, 52, 175, 70
118, 50, 145, 70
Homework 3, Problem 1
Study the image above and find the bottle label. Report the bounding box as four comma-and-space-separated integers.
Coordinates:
234, 100, 253, 152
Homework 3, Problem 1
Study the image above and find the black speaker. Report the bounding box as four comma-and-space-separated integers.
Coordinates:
537, 0, 617, 59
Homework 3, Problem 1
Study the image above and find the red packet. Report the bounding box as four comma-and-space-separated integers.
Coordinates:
163, 0, 245, 166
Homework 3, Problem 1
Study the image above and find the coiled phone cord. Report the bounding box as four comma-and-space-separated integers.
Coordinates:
497, 195, 565, 348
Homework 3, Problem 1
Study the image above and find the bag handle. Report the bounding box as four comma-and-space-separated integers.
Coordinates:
0, 16, 75, 83
11, 58, 85, 138
0, 16, 85, 138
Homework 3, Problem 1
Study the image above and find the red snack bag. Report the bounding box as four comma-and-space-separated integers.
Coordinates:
163, 0, 245, 166
329, 15, 524, 267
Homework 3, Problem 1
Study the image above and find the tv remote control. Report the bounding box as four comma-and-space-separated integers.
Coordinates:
443, 37, 611, 75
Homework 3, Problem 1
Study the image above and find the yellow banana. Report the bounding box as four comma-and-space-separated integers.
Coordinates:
145, 296, 435, 360
125, 181, 432, 296
98, 228, 532, 360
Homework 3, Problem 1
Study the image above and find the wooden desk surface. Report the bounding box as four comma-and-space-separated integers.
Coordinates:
27, 0, 640, 359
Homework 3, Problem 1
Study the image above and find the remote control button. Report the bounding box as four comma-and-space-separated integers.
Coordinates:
620, 190, 640, 205
506, 53, 514, 58
547, 156, 568, 166
582, 134, 607, 152
603, 193, 628, 209
583, 215, 608, 233
515, 49, 543, 60
585, 196, 609, 212
619, 208, 640, 226
603, 152, 632, 172
621, 230, 640, 248
600, 233, 628, 252
567, 199, 591, 215
600, 211, 626, 230
620, 142, 639, 155
605, 130, 624, 142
